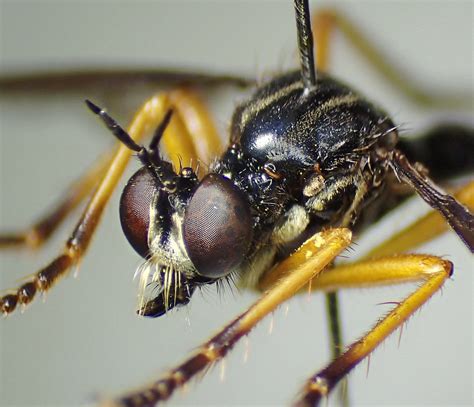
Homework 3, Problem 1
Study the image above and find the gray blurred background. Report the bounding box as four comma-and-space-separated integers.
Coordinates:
0, 1, 472, 406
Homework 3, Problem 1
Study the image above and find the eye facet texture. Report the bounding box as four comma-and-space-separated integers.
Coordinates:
120, 168, 156, 258
183, 174, 253, 278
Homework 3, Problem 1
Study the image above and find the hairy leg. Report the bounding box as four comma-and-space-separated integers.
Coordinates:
107, 228, 351, 406
294, 254, 452, 406
1, 88, 220, 315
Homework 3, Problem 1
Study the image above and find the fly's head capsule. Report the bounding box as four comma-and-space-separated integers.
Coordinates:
119, 161, 199, 318
120, 169, 253, 318
86, 101, 254, 318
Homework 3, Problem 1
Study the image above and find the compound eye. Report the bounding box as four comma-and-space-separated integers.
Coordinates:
119, 167, 156, 258
183, 174, 253, 279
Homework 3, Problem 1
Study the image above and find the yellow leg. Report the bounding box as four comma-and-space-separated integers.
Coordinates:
312, 9, 472, 405
294, 254, 452, 405
0, 89, 218, 314
312, 9, 469, 108
168, 88, 222, 163
312, 9, 334, 71
106, 228, 352, 406
0, 151, 112, 249
160, 88, 222, 168
0, 89, 218, 252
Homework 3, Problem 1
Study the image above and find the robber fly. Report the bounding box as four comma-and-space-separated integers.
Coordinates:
0, 0, 472, 407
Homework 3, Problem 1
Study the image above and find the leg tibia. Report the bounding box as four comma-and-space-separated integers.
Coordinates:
0, 153, 112, 250
295, 254, 452, 405
109, 229, 351, 406
311, 254, 452, 292
1, 88, 220, 315
1, 94, 192, 314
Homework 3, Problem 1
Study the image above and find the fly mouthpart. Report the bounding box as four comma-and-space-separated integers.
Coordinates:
135, 261, 196, 318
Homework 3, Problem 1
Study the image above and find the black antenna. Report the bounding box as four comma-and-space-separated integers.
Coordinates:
86, 99, 179, 190
294, 0, 317, 92
85, 99, 141, 152
149, 109, 174, 152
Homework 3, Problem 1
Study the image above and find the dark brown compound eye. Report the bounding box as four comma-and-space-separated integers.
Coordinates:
119, 167, 157, 258
183, 174, 253, 279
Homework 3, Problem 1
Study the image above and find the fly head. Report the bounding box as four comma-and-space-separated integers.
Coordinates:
86, 101, 254, 317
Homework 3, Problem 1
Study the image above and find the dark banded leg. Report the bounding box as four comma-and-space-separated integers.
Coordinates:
0, 151, 112, 249
0, 87, 218, 251
0, 90, 215, 315
107, 228, 352, 406
0, 90, 212, 250
294, 254, 452, 406
312, 10, 472, 405
1, 95, 168, 314
0, 69, 254, 94
301, 180, 473, 404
